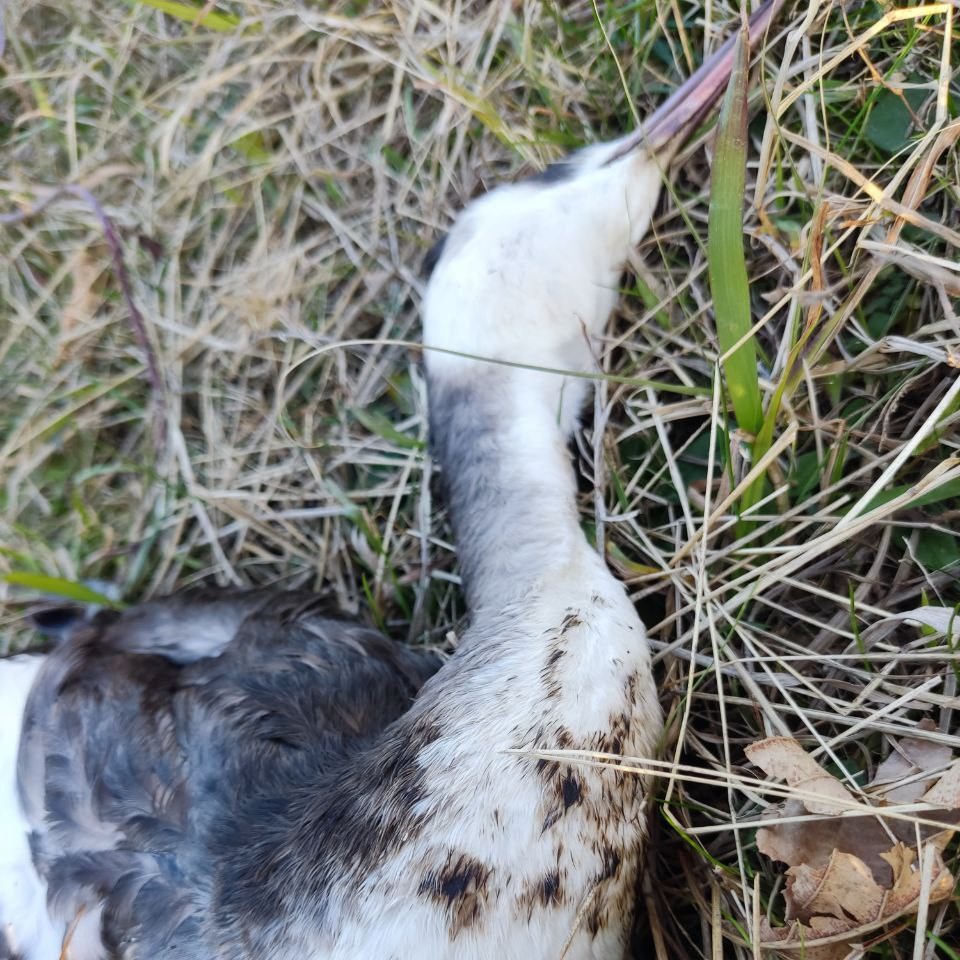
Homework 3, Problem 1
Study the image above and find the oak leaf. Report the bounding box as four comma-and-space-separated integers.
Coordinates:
747, 734, 958, 956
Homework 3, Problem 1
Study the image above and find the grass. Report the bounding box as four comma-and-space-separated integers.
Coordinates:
1, 0, 959, 956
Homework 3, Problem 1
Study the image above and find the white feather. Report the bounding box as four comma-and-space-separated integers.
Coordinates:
0, 654, 63, 960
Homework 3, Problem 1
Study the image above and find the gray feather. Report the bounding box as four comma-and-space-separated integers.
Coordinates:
17, 591, 441, 957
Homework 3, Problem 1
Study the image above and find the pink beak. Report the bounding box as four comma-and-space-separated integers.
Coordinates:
606, 0, 785, 163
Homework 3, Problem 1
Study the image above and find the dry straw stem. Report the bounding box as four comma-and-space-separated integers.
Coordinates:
1, 0, 959, 957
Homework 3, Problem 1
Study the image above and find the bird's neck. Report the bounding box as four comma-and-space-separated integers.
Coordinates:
428, 367, 591, 612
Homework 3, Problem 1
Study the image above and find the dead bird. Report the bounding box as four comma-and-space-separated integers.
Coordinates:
0, 4, 782, 957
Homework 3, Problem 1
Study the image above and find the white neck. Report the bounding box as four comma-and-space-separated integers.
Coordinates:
428, 367, 592, 612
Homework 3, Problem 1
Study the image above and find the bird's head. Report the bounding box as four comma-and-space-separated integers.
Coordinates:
423, 1, 782, 421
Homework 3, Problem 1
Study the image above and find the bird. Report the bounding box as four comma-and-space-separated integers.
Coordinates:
0, 4, 781, 958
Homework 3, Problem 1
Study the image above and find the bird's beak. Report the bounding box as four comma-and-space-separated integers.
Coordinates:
603, 0, 784, 166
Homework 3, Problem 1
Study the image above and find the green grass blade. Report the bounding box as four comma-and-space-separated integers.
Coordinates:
708, 20, 762, 438
130, 0, 241, 32
4, 572, 126, 608
351, 408, 425, 451
862, 476, 960, 514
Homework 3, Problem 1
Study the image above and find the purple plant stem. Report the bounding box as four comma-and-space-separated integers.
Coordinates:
2, 186, 167, 455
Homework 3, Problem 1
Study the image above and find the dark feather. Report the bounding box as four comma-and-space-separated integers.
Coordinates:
18, 590, 441, 956
422, 234, 447, 278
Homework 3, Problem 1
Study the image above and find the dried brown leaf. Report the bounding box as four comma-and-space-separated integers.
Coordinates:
753, 734, 959, 956
755, 798, 840, 870
921, 760, 960, 810
759, 918, 857, 960
762, 844, 953, 954
872, 733, 953, 803
786, 850, 883, 923
752, 733, 960, 881
746, 737, 854, 814
879, 842, 916, 895
881, 845, 954, 915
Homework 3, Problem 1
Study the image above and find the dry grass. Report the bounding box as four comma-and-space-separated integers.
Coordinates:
2, 0, 959, 956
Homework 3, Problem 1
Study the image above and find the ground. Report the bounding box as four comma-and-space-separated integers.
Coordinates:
1, 1, 959, 957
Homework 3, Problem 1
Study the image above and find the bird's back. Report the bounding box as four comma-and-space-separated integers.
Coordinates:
5, 591, 441, 958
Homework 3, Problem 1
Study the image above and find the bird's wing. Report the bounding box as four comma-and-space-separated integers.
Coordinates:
10, 593, 441, 958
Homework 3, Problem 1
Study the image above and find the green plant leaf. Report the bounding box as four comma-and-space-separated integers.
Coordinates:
865, 87, 927, 155
3, 572, 126, 608
913, 529, 960, 572
352, 408, 425, 450
708, 21, 762, 439
130, 0, 241, 33
863, 476, 960, 514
